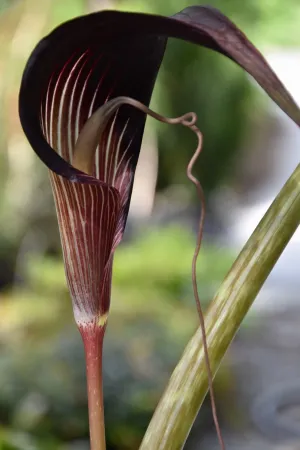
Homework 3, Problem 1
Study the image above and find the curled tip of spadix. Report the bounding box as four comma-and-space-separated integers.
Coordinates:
72, 95, 200, 176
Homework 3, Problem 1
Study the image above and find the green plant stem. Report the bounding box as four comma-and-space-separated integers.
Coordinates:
81, 327, 106, 450
140, 163, 300, 450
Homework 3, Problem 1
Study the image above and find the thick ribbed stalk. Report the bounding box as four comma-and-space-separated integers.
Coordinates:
140, 163, 300, 450
81, 326, 106, 450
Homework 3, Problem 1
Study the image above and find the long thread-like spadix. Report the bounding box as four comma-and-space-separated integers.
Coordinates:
72, 96, 225, 449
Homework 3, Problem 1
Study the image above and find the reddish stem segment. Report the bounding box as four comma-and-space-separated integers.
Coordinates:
80, 326, 106, 450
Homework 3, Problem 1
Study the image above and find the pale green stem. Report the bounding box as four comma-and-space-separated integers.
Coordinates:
140, 163, 300, 450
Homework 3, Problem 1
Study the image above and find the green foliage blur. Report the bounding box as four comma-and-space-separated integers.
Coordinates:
0, 0, 299, 448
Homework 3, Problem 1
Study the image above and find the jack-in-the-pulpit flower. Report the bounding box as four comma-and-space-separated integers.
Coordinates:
19, 6, 300, 450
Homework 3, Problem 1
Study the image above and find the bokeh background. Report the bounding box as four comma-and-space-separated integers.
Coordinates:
1, 0, 300, 449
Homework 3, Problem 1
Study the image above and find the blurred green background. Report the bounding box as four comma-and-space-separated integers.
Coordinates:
0, 0, 300, 449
